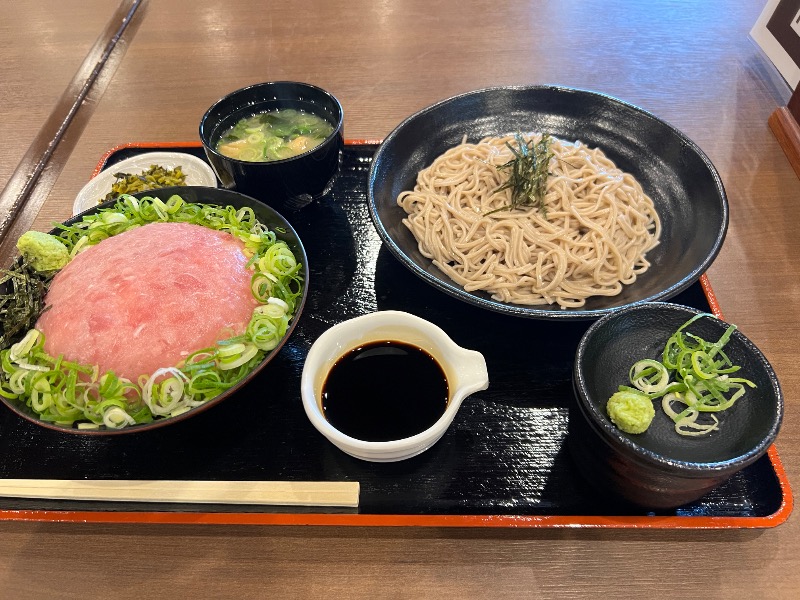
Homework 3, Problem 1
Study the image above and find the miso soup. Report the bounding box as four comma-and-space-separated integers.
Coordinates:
216, 109, 334, 162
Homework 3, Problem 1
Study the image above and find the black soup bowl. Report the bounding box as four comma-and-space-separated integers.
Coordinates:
0, 186, 308, 435
200, 81, 344, 212
368, 85, 729, 320
570, 302, 783, 509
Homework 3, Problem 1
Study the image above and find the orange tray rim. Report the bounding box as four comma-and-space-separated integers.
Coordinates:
3, 140, 789, 530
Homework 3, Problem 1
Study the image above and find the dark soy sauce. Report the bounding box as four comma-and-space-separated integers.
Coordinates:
321, 340, 449, 442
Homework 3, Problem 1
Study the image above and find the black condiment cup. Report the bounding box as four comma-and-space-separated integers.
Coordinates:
199, 81, 344, 212
569, 302, 783, 509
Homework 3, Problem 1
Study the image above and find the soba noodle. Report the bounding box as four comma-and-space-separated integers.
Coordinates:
397, 134, 661, 308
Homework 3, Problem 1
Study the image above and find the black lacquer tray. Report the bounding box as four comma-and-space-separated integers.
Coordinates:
0, 142, 790, 528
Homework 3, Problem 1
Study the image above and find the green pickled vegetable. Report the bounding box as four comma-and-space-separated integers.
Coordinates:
101, 164, 187, 203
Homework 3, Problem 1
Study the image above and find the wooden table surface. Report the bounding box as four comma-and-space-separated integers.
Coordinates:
1, 0, 799, 597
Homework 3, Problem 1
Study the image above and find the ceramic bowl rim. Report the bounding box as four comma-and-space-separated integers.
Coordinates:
199, 80, 345, 167
573, 302, 783, 472
71, 151, 218, 216
300, 310, 487, 459
367, 84, 729, 321
0, 185, 309, 435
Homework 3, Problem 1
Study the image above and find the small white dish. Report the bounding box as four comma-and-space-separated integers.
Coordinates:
301, 310, 489, 462
73, 152, 218, 215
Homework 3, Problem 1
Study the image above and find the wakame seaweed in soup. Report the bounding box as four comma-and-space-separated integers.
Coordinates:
216, 109, 334, 162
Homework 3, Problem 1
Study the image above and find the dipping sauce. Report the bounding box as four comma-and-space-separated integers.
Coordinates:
321, 340, 449, 442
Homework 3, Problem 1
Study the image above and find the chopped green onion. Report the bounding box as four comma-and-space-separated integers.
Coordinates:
629, 359, 670, 394
1, 195, 303, 429
621, 313, 755, 437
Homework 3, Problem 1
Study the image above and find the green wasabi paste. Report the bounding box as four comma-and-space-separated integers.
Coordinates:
16, 231, 70, 272
606, 389, 655, 434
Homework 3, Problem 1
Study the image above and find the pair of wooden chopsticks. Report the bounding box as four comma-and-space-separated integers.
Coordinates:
0, 479, 360, 507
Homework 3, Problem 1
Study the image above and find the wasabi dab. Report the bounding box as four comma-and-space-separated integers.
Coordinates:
16, 231, 70, 272
606, 389, 655, 434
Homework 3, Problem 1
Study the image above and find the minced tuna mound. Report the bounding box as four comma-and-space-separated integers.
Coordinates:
36, 221, 258, 381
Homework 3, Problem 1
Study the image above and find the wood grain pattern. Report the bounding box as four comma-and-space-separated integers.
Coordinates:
0, 0, 146, 264
0, 480, 360, 506
769, 106, 800, 181
1, 0, 799, 598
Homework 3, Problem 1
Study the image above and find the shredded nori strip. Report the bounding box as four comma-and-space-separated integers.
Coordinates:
0, 261, 54, 350
487, 133, 554, 217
